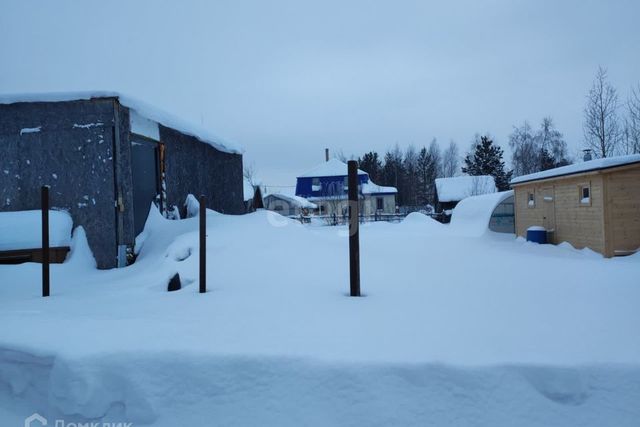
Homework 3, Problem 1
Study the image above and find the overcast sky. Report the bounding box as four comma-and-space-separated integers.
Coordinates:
1, 0, 639, 188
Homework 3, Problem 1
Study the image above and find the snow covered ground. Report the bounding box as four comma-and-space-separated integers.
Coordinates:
1, 208, 639, 426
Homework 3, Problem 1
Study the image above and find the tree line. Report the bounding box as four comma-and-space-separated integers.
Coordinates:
350, 136, 511, 207
508, 66, 640, 176
346, 66, 640, 209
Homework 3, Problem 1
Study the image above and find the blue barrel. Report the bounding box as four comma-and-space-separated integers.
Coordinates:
526, 226, 547, 244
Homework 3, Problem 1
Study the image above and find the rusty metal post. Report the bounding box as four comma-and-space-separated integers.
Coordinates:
41, 186, 50, 297
199, 194, 206, 293
348, 161, 361, 297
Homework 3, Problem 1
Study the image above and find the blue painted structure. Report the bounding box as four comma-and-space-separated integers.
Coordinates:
296, 174, 369, 198
526, 227, 547, 244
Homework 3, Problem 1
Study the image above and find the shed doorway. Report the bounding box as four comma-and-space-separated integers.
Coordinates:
542, 187, 556, 242
131, 139, 159, 236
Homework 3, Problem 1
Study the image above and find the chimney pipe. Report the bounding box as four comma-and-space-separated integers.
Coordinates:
325, 148, 329, 162
583, 149, 593, 162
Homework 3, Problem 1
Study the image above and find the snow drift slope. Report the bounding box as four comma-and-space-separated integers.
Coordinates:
1, 209, 639, 426
450, 190, 513, 236
1, 350, 639, 427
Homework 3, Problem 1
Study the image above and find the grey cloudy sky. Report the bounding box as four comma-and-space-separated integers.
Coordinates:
1, 0, 639, 187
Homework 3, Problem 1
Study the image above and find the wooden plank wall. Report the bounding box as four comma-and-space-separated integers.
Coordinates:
553, 175, 605, 254
514, 175, 605, 254
604, 165, 640, 256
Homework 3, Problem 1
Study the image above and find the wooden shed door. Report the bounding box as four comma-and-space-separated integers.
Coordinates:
131, 139, 159, 236
542, 187, 556, 241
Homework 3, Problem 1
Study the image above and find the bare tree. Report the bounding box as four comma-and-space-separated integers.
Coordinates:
623, 84, 640, 154
334, 149, 350, 162
243, 161, 257, 186
321, 181, 346, 225
535, 117, 570, 169
468, 176, 492, 197
428, 139, 442, 178
583, 67, 621, 158
442, 140, 460, 178
509, 121, 538, 176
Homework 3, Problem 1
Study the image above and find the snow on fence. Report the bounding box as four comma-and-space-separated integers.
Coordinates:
0, 208, 72, 250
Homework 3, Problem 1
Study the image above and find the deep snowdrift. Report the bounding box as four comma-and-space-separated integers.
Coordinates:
1, 209, 639, 426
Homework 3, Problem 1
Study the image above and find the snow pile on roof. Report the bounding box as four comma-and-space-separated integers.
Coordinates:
361, 180, 397, 194
266, 193, 318, 209
435, 175, 496, 202
297, 158, 367, 178
511, 153, 640, 184
0, 209, 73, 250
450, 190, 513, 236
0, 91, 241, 154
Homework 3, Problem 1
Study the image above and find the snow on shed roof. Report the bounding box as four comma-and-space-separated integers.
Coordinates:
298, 158, 367, 178
265, 193, 318, 209
362, 181, 397, 194
0, 91, 241, 154
435, 175, 496, 202
510, 154, 640, 185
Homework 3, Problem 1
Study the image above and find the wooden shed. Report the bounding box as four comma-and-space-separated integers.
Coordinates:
510, 154, 640, 257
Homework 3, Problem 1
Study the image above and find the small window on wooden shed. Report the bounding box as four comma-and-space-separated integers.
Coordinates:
579, 184, 591, 206
527, 191, 535, 208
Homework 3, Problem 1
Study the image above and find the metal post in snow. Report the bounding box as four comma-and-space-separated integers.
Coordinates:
199, 194, 206, 294
41, 185, 50, 297
348, 160, 361, 297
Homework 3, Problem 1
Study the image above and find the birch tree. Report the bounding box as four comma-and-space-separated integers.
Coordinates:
623, 84, 640, 154
583, 67, 621, 158
441, 140, 460, 178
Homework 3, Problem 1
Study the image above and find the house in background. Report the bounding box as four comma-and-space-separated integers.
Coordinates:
263, 193, 317, 218
510, 154, 640, 257
435, 175, 497, 222
0, 93, 244, 268
295, 157, 397, 217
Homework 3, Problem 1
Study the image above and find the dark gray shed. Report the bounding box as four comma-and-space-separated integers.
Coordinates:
0, 93, 244, 268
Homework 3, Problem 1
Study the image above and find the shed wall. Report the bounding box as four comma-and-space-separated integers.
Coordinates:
263, 195, 298, 216
363, 194, 396, 215
514, 175, 605, 254
605, 166, 640, 255
0, 99, 128, 268
161, 126, 244, 216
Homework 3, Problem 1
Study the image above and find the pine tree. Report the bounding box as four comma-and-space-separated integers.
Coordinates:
538, 148, 556, 171
462, 136, 513, 191
380, 145, 405, 204
358, 151, 382, 183
416, 147, 430, 206
403, 145, 419, 206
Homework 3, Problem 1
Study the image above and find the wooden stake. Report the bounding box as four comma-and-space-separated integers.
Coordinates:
41, 186, 50, 297
199, 194, 206, 293
348, 161, 361, 297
